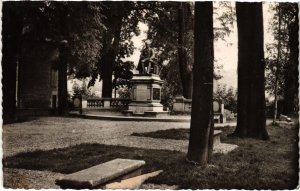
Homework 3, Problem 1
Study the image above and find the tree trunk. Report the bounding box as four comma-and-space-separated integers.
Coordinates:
2, 2, 23, 123
178, 2, 193, 99
101, 51, 115, 98
273, 6, 282, 125
230, 2, 269, 140
58, 43, 69, 116
2, 40, 18, 124
187, 2, 214, 165
101, 3, 124, 98
57, 6, 69, 116
284, 5, 299, 115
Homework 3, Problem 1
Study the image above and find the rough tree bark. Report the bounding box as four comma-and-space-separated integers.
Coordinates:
57, 5, 69, 116
230, 2, 269, 140
100, 3, 125, 98
58, 43, 69, 116
178, 2, 193, 99
273, 6, 282, 125
2, 2, 23, 123
187, 2, 214, 165
284, 5, 299, 115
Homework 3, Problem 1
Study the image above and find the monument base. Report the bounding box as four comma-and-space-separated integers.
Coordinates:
129, 102, 164, 112
123, 102, 169, 117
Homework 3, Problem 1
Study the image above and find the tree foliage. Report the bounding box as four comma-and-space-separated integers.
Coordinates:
88, 2, 144, 98
265, 3, 298, 96
214, 84, 238, 113
143, 2, 235, 102
2, 1, 108, 116
265, 2, 299, 114
72, 80, 94, 97
112, 61, 134, 90
15, 2, 105, 77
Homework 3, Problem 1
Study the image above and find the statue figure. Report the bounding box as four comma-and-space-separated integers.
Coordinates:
137, 43, 156, 74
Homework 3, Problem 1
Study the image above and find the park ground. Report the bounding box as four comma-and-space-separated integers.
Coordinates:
2, 117, 299, 189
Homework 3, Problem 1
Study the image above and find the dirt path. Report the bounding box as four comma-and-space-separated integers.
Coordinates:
3, 117, 237, 157
3, 117, 191, 157
3, 117, 238, 189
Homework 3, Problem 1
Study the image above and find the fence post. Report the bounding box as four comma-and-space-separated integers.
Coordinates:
220, 102, 226, 123
173, 96, 185, 113
103, 99, 111, 108
82, 98, 87, 114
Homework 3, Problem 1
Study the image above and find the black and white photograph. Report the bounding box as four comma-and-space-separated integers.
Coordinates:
2, 1, 299, 189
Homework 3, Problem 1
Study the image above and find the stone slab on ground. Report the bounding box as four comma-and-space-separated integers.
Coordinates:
55, 158, 145, 189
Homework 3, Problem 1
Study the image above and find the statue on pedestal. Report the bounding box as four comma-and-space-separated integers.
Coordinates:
123, 42, 168, 117
137, 43, 160, 75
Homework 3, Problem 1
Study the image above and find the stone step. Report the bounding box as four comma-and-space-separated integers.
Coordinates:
55, 158, 145, 189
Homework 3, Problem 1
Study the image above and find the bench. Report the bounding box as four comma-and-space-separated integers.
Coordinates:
55, 158, 145, 189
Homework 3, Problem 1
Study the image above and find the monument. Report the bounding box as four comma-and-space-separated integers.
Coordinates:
123, 43, 168, 117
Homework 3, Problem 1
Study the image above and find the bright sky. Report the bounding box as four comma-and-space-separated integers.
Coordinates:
127, 2, 276, 90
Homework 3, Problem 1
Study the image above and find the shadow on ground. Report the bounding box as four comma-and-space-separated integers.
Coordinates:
4, 123, 299, 190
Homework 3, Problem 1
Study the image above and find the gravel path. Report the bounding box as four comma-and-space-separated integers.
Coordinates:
3, 168, 62, 189
3, 116, 237, 189
3, 117, 191, 157
3, 117, 237, 157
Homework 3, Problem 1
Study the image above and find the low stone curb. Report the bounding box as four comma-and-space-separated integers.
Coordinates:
69, 113, 237, 127
69, 113, 191, 123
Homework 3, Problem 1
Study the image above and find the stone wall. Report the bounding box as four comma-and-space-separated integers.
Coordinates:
18, 42, 59, 110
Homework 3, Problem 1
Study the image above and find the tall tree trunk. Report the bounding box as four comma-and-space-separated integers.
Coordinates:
2, 2, 23, 123
178, 2, 193, 99
231, 2, 269, 140
57, 6, 69, 116
187, 2, 214, 165
2, 38, 18, 124
101, 51, 115, 98
273, 6, 282, 125
284, 5, 299, 115
58, 43, 69, 115
101, 3, 124, 98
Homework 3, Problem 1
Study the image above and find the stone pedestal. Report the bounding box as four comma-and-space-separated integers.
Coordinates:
123, 74, 168, 117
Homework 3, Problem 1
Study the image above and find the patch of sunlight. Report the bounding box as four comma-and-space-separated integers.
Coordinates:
104, 170, 163, 189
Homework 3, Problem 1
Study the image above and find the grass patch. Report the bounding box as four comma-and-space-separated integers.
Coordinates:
3, 125, 299, 189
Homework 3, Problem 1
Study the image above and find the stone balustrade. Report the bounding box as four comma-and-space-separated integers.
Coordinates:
172, 96, 226, 123
81, 98, 131, 111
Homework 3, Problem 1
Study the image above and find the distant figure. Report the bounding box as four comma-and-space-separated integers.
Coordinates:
137, 43, 156, 74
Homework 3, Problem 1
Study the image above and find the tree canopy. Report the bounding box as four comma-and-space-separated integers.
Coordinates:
265, 2, 299, 115
141, 2, 235, 105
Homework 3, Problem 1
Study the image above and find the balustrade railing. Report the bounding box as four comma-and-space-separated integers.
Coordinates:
110, 99, 131, 109
87, 99, 104, 108
84, 98, 131, 110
